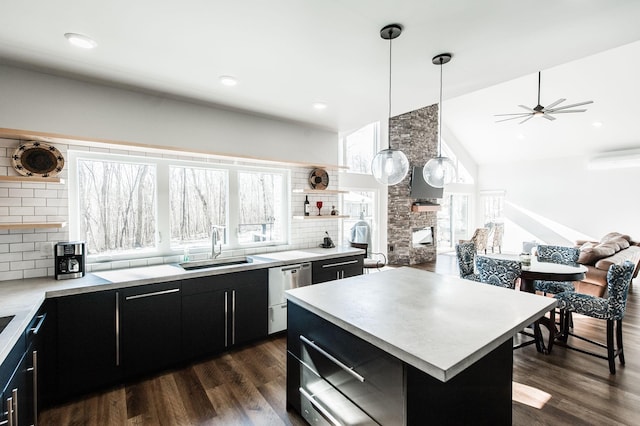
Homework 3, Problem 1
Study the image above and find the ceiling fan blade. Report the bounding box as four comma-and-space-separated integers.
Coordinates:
519, 115, 534, 124
518, 105, 535, 112
544, 98, 566, 110
494, 113, 531, 117
548, 100, 593, 111
542, 114, 556, 121
547, 109, 588, 114
495, 114, 532, 123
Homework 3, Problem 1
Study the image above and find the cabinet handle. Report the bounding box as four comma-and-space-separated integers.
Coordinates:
231, 290, 236, 345
115, 292, 120, 367
224, 291, 229, 348
125, 288, 179, 300
11, 390, 17, 426
29, 314, 47, 336
6, 396, 13, 426
336, 271, 340, 280
322, 259, 358, 268
300, 335, 365, 383
33, 350, 38, 426
299, 387, 341, 426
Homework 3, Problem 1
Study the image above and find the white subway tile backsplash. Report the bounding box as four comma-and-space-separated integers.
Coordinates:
22, 233, 48, 243
1, 270, 23, 280
10, 260, 34, 270
0, 234, 23, 244
34, 189, 58, 198
0, 198, 21, 207
10, 242, 35, 252
21, 198, 46, 207
9, 188, 33, 197
24, 268, 48, 279
10, 206, 35, 216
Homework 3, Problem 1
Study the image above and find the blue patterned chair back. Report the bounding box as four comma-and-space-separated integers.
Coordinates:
536, 245, 580, 265
456, 242, 476, 277
476, 256, 521, 289
607, 261, 634, 320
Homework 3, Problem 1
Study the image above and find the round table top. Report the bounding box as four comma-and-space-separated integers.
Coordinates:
483, 253, 587, 282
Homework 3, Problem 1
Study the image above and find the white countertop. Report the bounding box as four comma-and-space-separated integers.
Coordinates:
0, 246, 363, 366
286, 267, 556, 382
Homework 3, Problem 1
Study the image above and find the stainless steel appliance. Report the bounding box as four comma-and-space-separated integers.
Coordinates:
54, 241, 86, 280
268, 263, 311, 334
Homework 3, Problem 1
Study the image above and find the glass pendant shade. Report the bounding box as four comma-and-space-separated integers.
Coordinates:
372, 148, 409, 185
423, 156, 456, 188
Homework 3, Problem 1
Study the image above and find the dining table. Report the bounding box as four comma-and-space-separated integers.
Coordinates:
485, 253, 587, 353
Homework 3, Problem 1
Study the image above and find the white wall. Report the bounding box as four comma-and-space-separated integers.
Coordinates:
478, 155, 640, 252
0, 64, 338, 165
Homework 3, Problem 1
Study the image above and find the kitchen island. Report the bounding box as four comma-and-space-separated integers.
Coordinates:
286, 267, 556, 425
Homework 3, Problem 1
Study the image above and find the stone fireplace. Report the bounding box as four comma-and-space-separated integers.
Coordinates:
387, 104, 439, 265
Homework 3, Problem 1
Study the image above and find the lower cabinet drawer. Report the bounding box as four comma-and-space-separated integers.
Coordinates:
299, 358, 377, 426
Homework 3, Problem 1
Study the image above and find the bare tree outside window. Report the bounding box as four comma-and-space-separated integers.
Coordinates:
344, 122, 378, 174
78, 159, 156, 255
170, 166, 227, 246
238, 171, 284, 243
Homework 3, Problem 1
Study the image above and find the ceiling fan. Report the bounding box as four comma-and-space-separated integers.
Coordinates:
495, 72, 593, 124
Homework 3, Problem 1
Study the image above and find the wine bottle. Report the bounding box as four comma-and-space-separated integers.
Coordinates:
304, 195, 310, 216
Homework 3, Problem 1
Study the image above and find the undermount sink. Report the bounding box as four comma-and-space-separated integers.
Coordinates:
0, 315, 15, 334
180, 256, 253, 271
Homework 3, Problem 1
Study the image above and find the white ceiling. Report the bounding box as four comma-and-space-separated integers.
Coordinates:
1, 1, 640, 164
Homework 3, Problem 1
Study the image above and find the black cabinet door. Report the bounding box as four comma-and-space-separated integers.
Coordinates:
182, 288, 227, 359
232, 273, 268, 346
312, 255, 364, 284
182, 270, 268, 359
57, 290, 120, 399
121, 281, 182, 378
1, 350, 29, 426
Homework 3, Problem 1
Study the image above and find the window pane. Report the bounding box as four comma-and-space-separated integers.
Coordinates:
237, 171, 285, 244
437, 193, 469, 252
78, 159, 156, 255
344, 122, 378, 174
170, 166, 228, 247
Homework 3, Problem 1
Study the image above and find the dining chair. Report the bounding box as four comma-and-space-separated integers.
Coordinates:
459, 228, 490, 254
476, 256, 521, 289
455, 242, 481, 282
534, 245, 581, 294
349, 242, 386, 273
554, 260, 634, 374
489, 223, 504, 254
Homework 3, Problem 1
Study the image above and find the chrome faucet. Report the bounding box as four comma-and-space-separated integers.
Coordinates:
211, 225, 225, 259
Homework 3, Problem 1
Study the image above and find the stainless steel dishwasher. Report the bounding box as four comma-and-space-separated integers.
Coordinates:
268, 263, 312, 334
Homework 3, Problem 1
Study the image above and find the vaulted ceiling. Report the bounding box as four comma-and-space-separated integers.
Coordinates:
1, 1, 639, 164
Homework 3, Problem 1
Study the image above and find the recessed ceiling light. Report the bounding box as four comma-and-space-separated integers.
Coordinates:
219, 76, 238, 87
64, 33, 97, 49
312, 102, 327, 110
516, 133, 525, 140
592, 121, 603, 128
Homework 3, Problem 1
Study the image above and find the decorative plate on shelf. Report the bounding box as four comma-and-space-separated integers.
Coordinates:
11, 141, 65, 177
309, 168, 329, 190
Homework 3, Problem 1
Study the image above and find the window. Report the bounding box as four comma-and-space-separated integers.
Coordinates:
437, 193, 470, 252
237, 170, 286, 244
441, 140, 474, 184
169, 166, 227, 247
342, 122, 379, 174
76, 157, 157, 255
70, 152, 289, 259
481, 191, 505, 225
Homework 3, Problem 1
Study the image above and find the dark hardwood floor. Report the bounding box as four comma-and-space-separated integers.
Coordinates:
41, 256, 640, 425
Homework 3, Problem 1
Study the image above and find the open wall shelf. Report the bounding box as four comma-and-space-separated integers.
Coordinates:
293, 215, 349, 220
0, 222, 67, 230
0, 176, 65, 184
293, 189, 348, 194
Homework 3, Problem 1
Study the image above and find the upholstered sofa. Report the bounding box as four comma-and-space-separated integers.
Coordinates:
575, 232, 640, 297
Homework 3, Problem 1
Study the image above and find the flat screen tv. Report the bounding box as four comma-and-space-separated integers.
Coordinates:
410, 166, 444, 199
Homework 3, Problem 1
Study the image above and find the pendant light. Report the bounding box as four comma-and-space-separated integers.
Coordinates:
371, 24, 409, 186
423, 53, 456, 188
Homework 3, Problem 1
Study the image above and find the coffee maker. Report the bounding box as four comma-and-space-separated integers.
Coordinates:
54, 242, 86, 280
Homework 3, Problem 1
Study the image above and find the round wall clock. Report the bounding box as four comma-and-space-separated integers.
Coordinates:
12, 141, 65, 177
309, 168, 329, 190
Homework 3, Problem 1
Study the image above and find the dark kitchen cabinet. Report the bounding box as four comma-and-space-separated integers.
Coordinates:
312, 255, 364, 284
1, 349, 30, 426
120, 281, 182, 378
56, 290, 121, 400
182, 269, 268, 361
